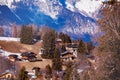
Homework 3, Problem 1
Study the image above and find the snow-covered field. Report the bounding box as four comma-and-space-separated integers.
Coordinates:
0, 37, 20, 41
0, 50, 21, 58
0, 37, 21, 58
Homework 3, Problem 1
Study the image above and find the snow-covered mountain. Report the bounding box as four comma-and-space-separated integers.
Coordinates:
0, 0, 103, 40
0, 0, 102, 18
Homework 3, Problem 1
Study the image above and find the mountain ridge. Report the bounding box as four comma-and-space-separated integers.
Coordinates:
0, 0, 102, 40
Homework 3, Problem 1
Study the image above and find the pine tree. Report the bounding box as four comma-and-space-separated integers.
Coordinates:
87, 42, 94, 54
61, 45, 66, 53
20, 25, 33, 44
59, 32, 71, 43
77, 40, 86, 54
59, 32, 65, 43
64, 34, 71, 43
42, 29, 56, 59
52, 47, 62, 71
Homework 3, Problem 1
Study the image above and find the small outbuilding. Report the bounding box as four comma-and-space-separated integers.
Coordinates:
0, 70, 16, 79
8, 54, 18, 62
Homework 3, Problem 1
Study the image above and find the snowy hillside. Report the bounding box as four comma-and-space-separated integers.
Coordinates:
0, 0, 103, 18
0, 37, 20, 41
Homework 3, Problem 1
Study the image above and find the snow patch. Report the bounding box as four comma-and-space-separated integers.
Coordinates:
0, 37, 20, 41
75, 0, 102, 17
34, 0, 61, 19
66, 2, 74, 12
62, 21, 100, 36
0, 51, 21, 58
0, 0, 20, 8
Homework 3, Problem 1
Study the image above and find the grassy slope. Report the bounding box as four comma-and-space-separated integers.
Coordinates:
0, 40, 52, 71
0, 41, 42, 54
17, 59, 52, 71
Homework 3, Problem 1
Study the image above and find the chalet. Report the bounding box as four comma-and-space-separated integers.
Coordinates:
0, 70, 16, 79
61, 51, 76, 62
56, 38, 62, 45
21, 52, 37, 61
66, 43, 78, 52
27, 70, 36, 79
28, 68, 47, 80
65, 43, 78, 57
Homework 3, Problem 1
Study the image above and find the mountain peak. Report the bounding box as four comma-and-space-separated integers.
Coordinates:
0, 0, 102, 40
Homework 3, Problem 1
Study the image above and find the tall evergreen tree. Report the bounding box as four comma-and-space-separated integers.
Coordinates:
87, 42, 94, 54
77, 40, 86, 54
20, 25, 33, 44
42, 30, 56, 58
59, 32, 65, 42
61, 45, 66, 53
52, 47, 62, 71
64, 34, 71, 43
59, 32, 71, 43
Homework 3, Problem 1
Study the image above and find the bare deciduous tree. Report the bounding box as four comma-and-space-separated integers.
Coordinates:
39, 26, 52, 39
0, 27, 4, 36
11, 23, 18, 37
95, 1, 120, 80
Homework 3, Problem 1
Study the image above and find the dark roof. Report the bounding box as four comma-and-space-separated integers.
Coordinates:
8, 54, 18, 58
66, 43, 78, 48
32, 67, 40, 70
21, 52, 36, 57
56, 38, 62, 42
61, 51, 73, 56
0, 70, 15, 77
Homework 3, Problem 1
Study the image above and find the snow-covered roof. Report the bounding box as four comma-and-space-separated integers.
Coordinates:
56, 38, 62, 42
61, 50, 72, 55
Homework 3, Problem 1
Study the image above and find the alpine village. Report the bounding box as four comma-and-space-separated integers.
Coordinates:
0, 0, 120, 80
